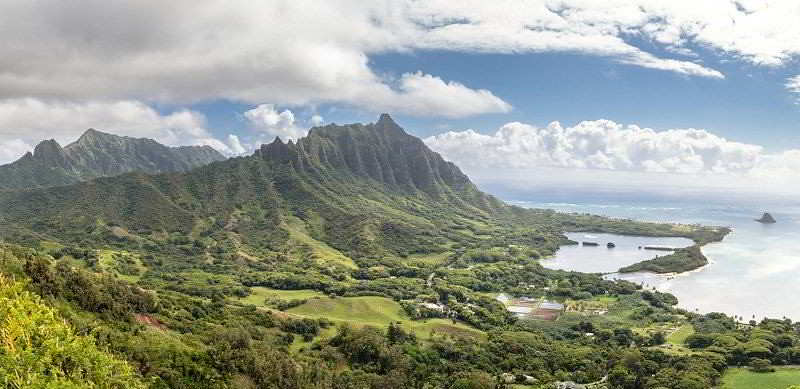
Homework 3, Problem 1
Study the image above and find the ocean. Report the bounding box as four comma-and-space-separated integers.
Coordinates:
512, 196, 800, 321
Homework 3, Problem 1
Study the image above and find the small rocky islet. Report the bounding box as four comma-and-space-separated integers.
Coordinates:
755, 212, 776, 224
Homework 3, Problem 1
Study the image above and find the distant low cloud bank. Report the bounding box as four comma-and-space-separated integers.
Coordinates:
425, 119, 800, 196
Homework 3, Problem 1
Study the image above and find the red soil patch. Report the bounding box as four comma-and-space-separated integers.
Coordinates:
135, 313, 167, 330
531, 308, 561, 321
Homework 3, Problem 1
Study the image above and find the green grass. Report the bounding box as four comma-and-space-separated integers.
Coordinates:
95, 249, 146, 283
238, 287, 326, 306
412, 319, 484, 341
287, 296, 408, 326
721, 367, 800, 389
289, 326, 338, 353
284, 216, 357, 269
285, 296, 484, 341
37, 240, 63, 251
408, 251, 453, 265
667, 324, 694, 345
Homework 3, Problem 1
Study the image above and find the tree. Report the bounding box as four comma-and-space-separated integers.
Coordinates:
749, 358, 774, 373
651, 331, 666, 346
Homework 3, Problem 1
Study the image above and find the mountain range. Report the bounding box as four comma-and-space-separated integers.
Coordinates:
0, 114, 698, 263
0, 114, 523, 258
0, 128, 225, 190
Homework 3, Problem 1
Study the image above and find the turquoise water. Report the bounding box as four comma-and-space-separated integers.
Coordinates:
516, 199, 800, 321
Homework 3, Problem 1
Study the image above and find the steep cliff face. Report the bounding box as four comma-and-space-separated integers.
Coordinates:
0, 129, 226, 190
256, 114, 474, 197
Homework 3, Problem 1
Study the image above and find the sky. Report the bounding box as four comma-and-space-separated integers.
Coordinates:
2, 1, 800, 200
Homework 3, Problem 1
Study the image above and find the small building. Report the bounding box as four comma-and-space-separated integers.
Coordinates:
421, 302, 445, 311
539, 302, 564, 311
507, 306, 533, 315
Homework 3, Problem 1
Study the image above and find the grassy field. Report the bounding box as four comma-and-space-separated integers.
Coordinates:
285, 296, 483, 341
721, 367, 800, 389
237, 286, 326, 306
95, 249, 147, 283
667, 324, 694, 345
407, 251, 453, 266
287, 296, 408, 326
284, 216, 357, 269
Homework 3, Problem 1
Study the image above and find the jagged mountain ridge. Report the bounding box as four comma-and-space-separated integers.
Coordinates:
260, 114, 475, 196
0, 114, 515, 259
0, 129, 226, 190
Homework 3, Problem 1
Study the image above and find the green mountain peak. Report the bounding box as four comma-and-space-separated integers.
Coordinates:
0, 130, 226, 190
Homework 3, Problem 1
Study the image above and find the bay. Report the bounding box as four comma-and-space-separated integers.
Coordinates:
516, 197, 800, 321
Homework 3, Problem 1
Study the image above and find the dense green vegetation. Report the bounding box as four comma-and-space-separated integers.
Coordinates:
0, 128, 224, 190
1, 115, 778, 389
0, 271, 145, 388
619, 246, 708, 274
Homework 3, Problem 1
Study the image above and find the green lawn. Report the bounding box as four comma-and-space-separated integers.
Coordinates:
667, 324, 694, 345
721, 367, 800, 389
288, 296, 408, 326
238, 287, 326, 306
285, 296, 484, 341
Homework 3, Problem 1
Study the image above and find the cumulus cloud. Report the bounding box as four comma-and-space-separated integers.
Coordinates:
0, 1, 509, 118
310, 115, 325, 127
226, 135, 247, 155
369, 72, 511, 118
0, 99, 240, 163
243, 104, 307, 141
425, 120, 762, 174
425, 118, 800, 195
0, 139, 34, 165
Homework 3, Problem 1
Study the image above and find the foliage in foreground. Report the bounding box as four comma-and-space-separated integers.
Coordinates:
0, 273, 145, 389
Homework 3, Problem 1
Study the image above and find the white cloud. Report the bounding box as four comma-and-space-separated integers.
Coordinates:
425, 118, 800, 196
408, 1, 725, 78
0, 98, 240, 163
369, 72, 512, 118
0, 139, 33, 165
244, 104, 307, 141
310, 114, 325, 127
410, 0, 800, 71
226, 135, 247, 155
7, 0, 800, 119
425, 120, 762, 174
0, 1, 509, 118
786, 75, 800, 103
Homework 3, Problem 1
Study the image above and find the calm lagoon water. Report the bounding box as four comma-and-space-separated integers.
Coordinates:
541, 232, 693, 274
517, 199, 800, 321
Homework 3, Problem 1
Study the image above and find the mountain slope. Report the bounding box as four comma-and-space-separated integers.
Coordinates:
0, 114, 717, 263
0, 115, 511, 258
0, 129, 226, 190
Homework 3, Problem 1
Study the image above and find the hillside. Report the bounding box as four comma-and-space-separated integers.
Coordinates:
0, 128, 225, 190
0, 115, 712, 260
0, 115, 507, 256
0, 114, 737, 388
